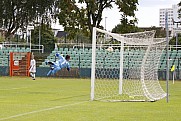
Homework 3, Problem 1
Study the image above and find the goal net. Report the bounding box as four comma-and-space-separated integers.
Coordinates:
91, 27, 167, 102
171, 27, 181, 37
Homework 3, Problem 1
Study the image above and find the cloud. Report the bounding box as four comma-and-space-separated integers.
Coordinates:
100, 0, 181, 30
139, 0, 180, 8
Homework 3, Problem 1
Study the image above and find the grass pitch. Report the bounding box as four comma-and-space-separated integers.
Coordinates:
0, 77, 181, 121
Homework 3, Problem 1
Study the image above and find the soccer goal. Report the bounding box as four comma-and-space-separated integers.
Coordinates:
91, 27, 167, 102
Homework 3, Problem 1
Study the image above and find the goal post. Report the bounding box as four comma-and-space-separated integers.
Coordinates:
91, 27, 167, 102
91, 27, 97, 100
119, 39, 124, 94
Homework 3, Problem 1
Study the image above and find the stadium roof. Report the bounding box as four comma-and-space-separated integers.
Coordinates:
56, 31, 68, 38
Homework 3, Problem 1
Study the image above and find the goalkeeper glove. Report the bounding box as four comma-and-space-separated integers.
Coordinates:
67, 68, 70, 71
55, 53, 60, 57
45, 61, 49, 65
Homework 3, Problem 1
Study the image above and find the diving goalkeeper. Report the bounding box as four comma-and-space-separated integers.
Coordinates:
46, 53, 70, 76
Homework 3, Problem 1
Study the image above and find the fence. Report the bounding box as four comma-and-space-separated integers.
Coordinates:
0, 42, 44, 53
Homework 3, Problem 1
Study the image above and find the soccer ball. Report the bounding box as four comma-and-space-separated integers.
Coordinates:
106, 46, 114, 52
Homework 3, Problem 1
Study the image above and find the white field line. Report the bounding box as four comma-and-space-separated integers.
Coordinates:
0, 87, 28, 90
0, 101, 88, 121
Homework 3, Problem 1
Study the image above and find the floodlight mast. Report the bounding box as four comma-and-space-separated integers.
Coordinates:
165, 11, 169, 103
172, 18, 181, 50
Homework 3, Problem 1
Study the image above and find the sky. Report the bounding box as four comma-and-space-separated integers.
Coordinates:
53, 0, 181, 31
101, 0, 181, 31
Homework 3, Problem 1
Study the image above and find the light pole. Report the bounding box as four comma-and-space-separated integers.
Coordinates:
34, 21, 41, 53
36, 23, 41, 53
27, 26, 34, 52
39, 26, 41, 53
105, 17, 108, 42
105, 17, 107, 30
165, 11, 169, 103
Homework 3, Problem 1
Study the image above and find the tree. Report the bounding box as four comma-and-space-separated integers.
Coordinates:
0, 36, 5, 42
139, 26, 166, 38
58, 0, 138, 41
178, 2, 181, 16
0, 0, 60, 39
32, 24, 57, 52
174, 2, 181, 46
58, 0, 90, 42
112, 21, 141, 34
169, 34, 181, 46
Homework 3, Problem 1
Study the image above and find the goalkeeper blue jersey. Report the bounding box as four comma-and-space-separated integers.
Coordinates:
56, 54, 70, 69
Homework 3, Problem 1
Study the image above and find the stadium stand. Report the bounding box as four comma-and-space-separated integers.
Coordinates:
0, 47, 30, 66
40, 47, 181, 70
1, 46, 180, 75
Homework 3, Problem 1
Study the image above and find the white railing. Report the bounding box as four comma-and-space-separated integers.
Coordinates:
0, 42, 44, 53
56, 42, 181, 51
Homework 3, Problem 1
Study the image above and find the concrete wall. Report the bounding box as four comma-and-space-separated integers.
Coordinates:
0, 66, 9, 76
0, 66, 181, 80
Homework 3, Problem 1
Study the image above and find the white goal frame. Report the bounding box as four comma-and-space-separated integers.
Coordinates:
91, 27, 167, 102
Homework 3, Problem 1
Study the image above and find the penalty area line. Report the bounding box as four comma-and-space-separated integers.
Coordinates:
0, 101, 88, 121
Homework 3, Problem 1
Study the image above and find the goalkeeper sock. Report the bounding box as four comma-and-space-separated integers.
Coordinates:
32, 73, 35, 80
33, 73, 35, 79
30, 73, 33, 78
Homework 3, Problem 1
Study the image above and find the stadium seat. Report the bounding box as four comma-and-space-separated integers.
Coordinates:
0, 51, 3, 56
171, 53, 177, 59
64, 48, 68, 51
66, 51, 71, 55
21, 47, 25, 50
52, 51, 57, 54
71, 51, 76, 56
59, 48, 63, 51
84, 48, 89, 52
68, 48, 73, 51
54, 48, 58, 51
79, 48, 83, 51
26, 48, 30, 52
62, 51, 67, 55
19, 49, 24, 52
74, 48, 78, 51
